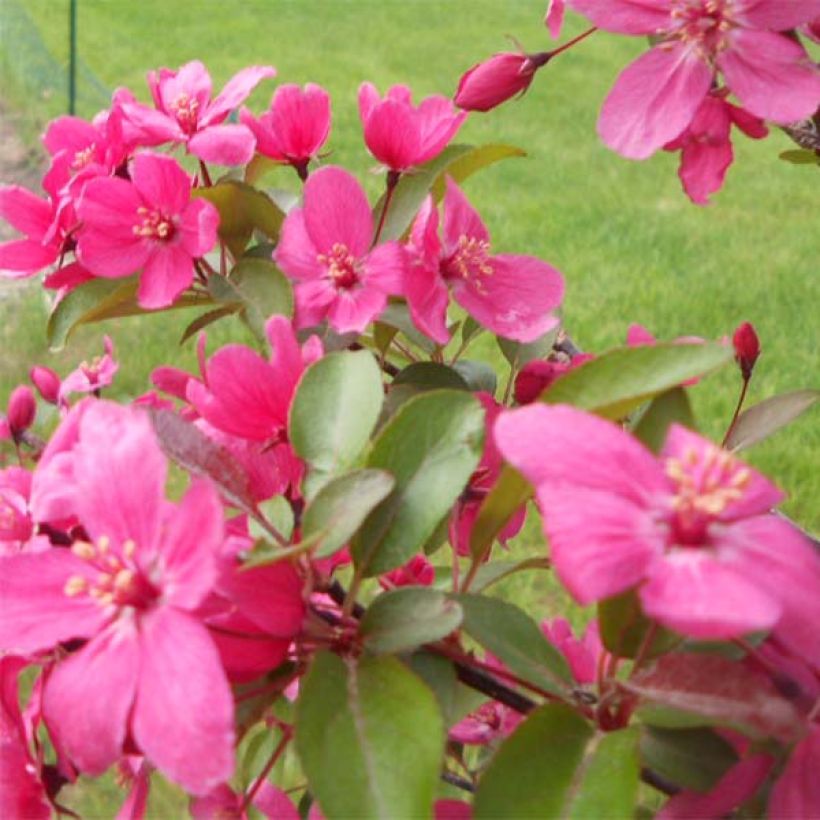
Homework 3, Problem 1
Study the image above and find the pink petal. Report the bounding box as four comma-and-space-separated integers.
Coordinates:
138, 244, 195, 308
443, 178, 490, 248
293, 279, 336, 328
78, 176, 142, 230
598, 44, 713, 159
303, 166, 373, 257
626, 323, 656, 345
405, 253, 450, 344
204, 65, 276, 126
178, 198, 219, 258
253, 783, 301, 820
188, 124, 257, 166
357, 82, 381, 123
363, 240, 407, 295
567, 0, 672, 33
132, 607, 234, 795
659, 753, 774, 819
718, 29, 820, 124
768, 726, 820, 819
677, 139, 733, 205
727, 104, 768, 139
42, 115, 98, 157
537, 485, 661, 603
414, 96, 467, 165
452, 253, 564, 342
156, 61, 212, 117
545, 0, 566, 38
266, 82, 332, 161
274, 208, 323, 281
495, 404, 667, 501
0, 551, 109, 653
43, 623, 139, 775
732, 0, 820, 31
640, 551, 782, 638
73, 402, 166, 551
119, 103, 184, 145
363, 98, 422, 171
0, 240, 57, 273
266, 315, 307, 401
327, 286, 388, 334
0, 186, 53, 239
77, 231, 150, 280
131, 153, 191, 215
160, 479, 223, 611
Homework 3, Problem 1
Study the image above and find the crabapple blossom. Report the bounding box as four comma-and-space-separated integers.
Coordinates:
120, 60, 275, 165
58, 335, 119, 402
454, 53, 540, 112
358, 82, 467, 171
732, 320, 760, 379
29, 366, 61, 405
274, 166, 406, 333
405, 178, 564, 343
495, 404, 820, 664
6, 386, 36, 438
77, 153, 219, 308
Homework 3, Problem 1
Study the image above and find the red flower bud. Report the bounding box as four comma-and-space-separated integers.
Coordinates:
514, 360, 569, 404
732, 322, 760, 380
7, 385, 36, 436
30, 365, 61, 405
379, 554, 434, 589
454, 53, 540, 112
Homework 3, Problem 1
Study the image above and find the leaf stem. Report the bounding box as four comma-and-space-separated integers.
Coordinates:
372, 170, 400, 246
241, 725, 292, 812
722, 376, 750, 447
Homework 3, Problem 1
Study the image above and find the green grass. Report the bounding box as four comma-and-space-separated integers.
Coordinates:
0, 2, 817, 808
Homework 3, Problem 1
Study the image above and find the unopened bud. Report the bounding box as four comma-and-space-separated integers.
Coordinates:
514, 360, 569, 404
379, 554, 434, 589
732, 322, 760, 380
30, 366, 61, 405
455, 52, 544, 113
7, 385, 36, 436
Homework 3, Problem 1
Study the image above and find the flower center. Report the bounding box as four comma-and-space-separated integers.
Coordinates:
317, 243, 361, 290
170, 92, 200, 133
668, 0, 734, 59
64, 536, 160, 611
79, 354, 105, 384
133, 206, 176, 242
442, 235, 494, 293
664, 443, 751, 545
72, 144, 96, 172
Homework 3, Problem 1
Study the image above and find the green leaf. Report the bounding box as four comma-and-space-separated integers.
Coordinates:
392, 362, 469, 391
295, 651, 443, 819
467, 557, 552, 593
639, 727, 738, 793
373, 322, 398, 357
289, 350, 384, 498
542, 342, 733, 420
453, 360, 497, 394
47, 275, 211, 351
373, 143, 525, 243
454, 594, 572, 696
632, 387, 696, 454
352, 390, 485, 576
778, 149, 820, 166
303, 469, 396, 558
377, 302, 437, 353
360, 587, 463, 654
475, 705, 639, 819
597, 590, 680, 659
193, 180, 285, 257
469, 466, 532, 561
725, 388, 820, 451
249, 496, 295, 543
497, 326, 559, 369
402, 652, 470, 728
179, 304, 239, 345
460, 316, 484, 347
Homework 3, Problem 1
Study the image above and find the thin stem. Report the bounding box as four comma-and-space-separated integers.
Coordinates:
547, 26, 597, 60
722, 376, 750, 447
198, 160, 213, 187
249, 509, 288, 547
342, 572, 363, 619
242, 727, 292, 811
502, 364, 517, 405
372, 170, 400, 247
294, 161, 309, 182
629, 622, 659, 678
460, 554, 483, 595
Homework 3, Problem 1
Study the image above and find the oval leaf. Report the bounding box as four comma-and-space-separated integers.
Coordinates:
725, 389, 819, 451
351, 390, 485, 577
454, 594, 572, 696
360, 587, 463, 655
303, 469, 395, 558
392, 362, 469, 391
632, 387, 696, 454
295, 651, 443, 819
469, 465, 532, 561
289, 350, 384, 498
542, 342, 733, 420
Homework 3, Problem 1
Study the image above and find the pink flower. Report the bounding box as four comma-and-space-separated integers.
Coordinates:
0, 658, 51, 819
405, 179, 565, 344
513, 355, 593, 404
664, 91, 768, 204
77, 153, 219, 308
768, 723, 820, 817
30, 366, 61, 405
120, 61, 275, 165
379, 554, 435, 589
358, 83, 468, 172
6, 386, 36, 438
732, 320, 760, 379
495, 404, 820, 664
541, 618, 603, 684
454, 53, 539, 112
274, 166, 407, 333
545, 0, 567, 38
449, 699, 523, 746
0, 467, 35, 554
59, 335, 119, 402
0, 402, 235, 794
569, 0, 820, 158
240, 83, 331, 174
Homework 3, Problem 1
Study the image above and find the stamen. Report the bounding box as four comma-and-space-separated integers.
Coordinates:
64, 575, 87, 597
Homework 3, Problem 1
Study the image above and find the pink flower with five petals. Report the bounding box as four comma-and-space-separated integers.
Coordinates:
77, 153, 219, 308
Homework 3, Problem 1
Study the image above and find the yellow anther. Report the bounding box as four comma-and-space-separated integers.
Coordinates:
123, 539, 137, 558
97, 535, 110, 553
64, 576, 87, 597
113, 569, 135, 590
71, 540, 96, 560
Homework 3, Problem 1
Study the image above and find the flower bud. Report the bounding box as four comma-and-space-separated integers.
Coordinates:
30, 366, 61, 405
455, 53, 541, 112
732, 321, 760, 380
379, 554, 434, 589
514, 360, 569, 404
7, 386, 36, 436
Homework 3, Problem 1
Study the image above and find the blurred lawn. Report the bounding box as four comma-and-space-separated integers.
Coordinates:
0, 1, 817, 812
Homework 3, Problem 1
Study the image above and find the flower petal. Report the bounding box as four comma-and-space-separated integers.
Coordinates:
274, 208, 323, 282
131, 153, 191, 215
188, 124, 257, 166
732, 0, 820, 31
443, 178, 490, 248
567, 0, 671, 34
138, 244, 195, 308
204, 65, 276, 125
